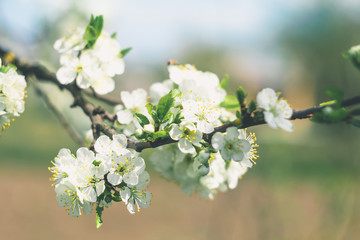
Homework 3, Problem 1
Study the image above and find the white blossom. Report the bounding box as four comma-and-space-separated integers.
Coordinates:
0, 60, 27, 130
212, 127, 258, 168
168, 64, 226, 104
53, 27, 86, 54
120, 171, 151, 214
55, 179, 92, 217
116, 88, 148, 125
149, 79, 173, 104
182, 98, 221, 134
92, 32, 125, 77
169, 122, 202, 154
256, 88, 293, 132
54, 28, 125, 95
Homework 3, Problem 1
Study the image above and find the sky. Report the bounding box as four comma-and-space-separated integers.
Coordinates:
0, 0, 322, 63
0, 0, 359, 85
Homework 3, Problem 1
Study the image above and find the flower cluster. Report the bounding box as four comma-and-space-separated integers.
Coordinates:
112, 63, 259, 198
150, 127, 257, 199
50, 16, 297, 227
0, 59, 26, 130
50, 134, 151, 224
54, 16, 125, 95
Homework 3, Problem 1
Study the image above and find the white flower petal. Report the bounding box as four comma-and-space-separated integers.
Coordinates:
116, 110, 133, 124
124, 172, 139, 186
169, 124, 182, 140
56, 67, 76, 84
95, 180, 106, 196
178, 138, 195, 154
120, 187, 131, 203
211, 132, 225, 150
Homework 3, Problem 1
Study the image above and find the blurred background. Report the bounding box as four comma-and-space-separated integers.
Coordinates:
1, 0, 360, 239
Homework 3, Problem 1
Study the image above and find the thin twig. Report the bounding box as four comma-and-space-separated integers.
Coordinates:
30, 75, 86, 146
83, 89, 122, 105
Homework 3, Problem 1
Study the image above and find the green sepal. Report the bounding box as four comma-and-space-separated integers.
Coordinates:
92, 160, 101, 166
135, 113, 150, 128
96, 206, 104, 229
119, 47, 132, 58
0, 64, 17, 73
111, 191, 122, 202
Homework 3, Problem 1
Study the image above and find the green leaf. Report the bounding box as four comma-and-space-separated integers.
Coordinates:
247, 100, 257, 114
85, 25, 97, 41
93, 15, 104, 35
236, 110, 242, 120
220, 74, 229, 89
349, 118, 360, 127
324, 87, 343, 106
146, 103, 154, 114
85, 15, 104, 49
156, 90, 179, 122
311, 107, 348, 124
119, 47, 132, 58
135, 113, 150, 128
111, 32, 117, 39
219, 95, 239, 110
236, 86, 248, 107
96, 206, 104, 229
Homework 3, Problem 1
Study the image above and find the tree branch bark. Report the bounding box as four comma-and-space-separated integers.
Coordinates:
2, 47, 360, 153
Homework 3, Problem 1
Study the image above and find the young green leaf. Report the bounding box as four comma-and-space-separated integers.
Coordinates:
156, 90, 179, 122
247, 100, 257, 114
96, 206, 104, 229
236, 86, 248, 107
220, 74, 229, 89
135, 113, 150, 127
219, 95, 239, 110
85, 15, 104, 49
324, 87, 343, 106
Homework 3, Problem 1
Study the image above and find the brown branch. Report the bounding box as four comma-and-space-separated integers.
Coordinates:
2, 46, 360, 153
83, 89, 122, 105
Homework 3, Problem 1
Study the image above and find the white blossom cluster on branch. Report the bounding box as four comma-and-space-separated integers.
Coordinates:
54, 16, 125, 95
50, 134, 151, 218
46, 14, 298, 228
0, 59, 26, 130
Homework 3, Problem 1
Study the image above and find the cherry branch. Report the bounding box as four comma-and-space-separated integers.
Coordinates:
1, 47, 360, 153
